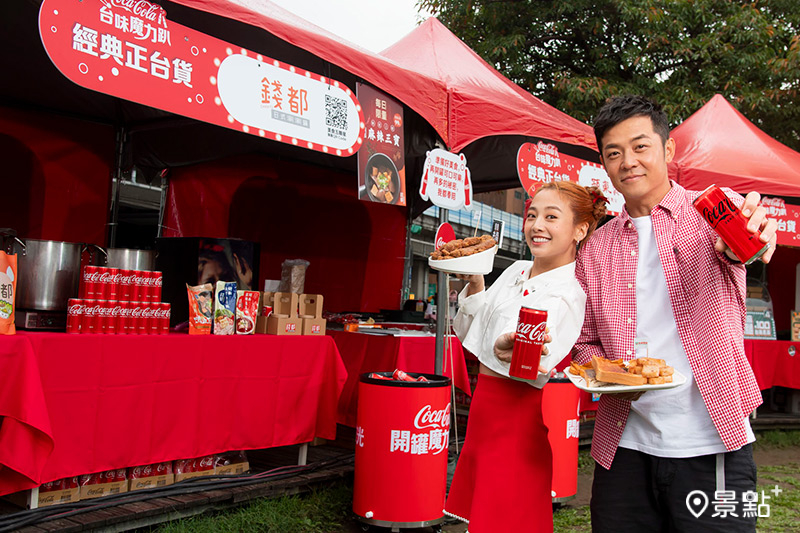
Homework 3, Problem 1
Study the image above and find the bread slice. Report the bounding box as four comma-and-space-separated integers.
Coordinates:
592, 356, 647, 386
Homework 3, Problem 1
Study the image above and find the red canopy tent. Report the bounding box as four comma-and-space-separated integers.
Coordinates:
668, 94, 800, 335
668, 94, 800, 197
381, 18, 596, 153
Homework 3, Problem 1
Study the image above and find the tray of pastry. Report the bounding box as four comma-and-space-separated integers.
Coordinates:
428, 235, 498, 275
566, 356, 687, 393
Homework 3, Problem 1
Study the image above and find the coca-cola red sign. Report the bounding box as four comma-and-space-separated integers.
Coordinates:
434, 223, 456, 251
39, 0, 364, 156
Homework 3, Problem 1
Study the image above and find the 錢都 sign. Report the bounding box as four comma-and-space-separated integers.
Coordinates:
39, 0, 364, 156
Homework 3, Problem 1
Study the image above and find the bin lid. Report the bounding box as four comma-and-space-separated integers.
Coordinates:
360, 371, 451, 388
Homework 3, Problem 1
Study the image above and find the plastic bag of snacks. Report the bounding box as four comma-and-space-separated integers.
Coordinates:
235, 290, 259, 335
213, 281, 237, 335
0, 251, 17, 335
186, 283, 213, 335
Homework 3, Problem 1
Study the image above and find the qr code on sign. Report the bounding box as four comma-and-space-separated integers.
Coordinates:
325, 94, 347, 129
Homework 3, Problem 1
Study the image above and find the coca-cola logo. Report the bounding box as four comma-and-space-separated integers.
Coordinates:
414, 403, 452, 430
99, 272, 115, 283
84, 304, 100, 316
111, 273, 122, 283
516, 321, 547, 344
84, 271, 102, 282
142, 307, 155, 318
702, 197, 736, 226
111, 305, 123, 317
101, 0, 168, 26
68, 303, 84, 315
119, 274, 132, 285
131, 306, 144, 318
199, 457, 214, 468
435, 236, 446, 249
154, 276, 162, 287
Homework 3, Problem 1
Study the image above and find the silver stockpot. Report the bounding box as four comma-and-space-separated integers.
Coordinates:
105, 248, 156, 271
9, 239, 105, 311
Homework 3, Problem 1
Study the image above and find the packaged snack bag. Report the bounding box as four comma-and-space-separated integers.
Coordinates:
186, 283, 213, 335
0, 251, 17, 335
213, 281, 237, 335
235, 290, 259, 334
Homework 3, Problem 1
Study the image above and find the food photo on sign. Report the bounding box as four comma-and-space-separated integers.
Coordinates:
356, 83, 406, 205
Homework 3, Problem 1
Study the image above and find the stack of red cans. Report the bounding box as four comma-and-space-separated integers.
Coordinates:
66, 266, 170, 335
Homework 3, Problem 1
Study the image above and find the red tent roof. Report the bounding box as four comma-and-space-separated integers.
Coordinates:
668, 94, 800, 197
172, 0, 450, 142
380, 18, 596, 152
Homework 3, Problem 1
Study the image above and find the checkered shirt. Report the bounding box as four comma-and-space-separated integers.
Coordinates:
573, 182, 762, 470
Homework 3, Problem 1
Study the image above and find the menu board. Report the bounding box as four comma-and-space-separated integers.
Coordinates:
356, 83, 406, 205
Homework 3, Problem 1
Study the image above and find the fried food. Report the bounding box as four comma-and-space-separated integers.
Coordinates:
591, 356, 647, 386
641, 365, 661, 378
430, 234, 496, 260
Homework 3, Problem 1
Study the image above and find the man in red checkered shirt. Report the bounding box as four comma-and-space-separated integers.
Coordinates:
574, 95, 777, 532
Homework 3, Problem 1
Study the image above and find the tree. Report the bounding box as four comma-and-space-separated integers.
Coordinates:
418, 0, 800, 149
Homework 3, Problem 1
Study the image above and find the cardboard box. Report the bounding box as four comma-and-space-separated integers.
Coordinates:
128, 462, 174, 491
4, 477, 80, 509
80, 469, 128, 500
173, 455, 216, 482
258, 292, 300, 335
299, 294, 325, 335
214, 451, 250, 476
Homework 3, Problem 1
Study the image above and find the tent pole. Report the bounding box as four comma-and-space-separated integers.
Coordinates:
435, 207, 448, 375
108, 126, 126, 247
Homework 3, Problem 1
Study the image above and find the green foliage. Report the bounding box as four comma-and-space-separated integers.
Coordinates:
418, 0, 800, 149
754, 430, 800, 449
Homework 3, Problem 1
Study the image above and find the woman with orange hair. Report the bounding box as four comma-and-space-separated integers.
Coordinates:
444, 181, 607, 532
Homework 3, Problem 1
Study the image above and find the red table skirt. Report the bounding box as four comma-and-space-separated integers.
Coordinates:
330, 330, 471, 427
744, 339, 800, 390
0, 332, 347, 496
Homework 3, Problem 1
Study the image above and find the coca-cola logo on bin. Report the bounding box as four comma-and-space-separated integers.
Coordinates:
516, 321, 546, 344
413, 403, 451, 430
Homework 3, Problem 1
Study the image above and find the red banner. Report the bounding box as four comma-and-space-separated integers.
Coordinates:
39, 0, 364, 156
761, 197, 800, 247
517, 141, 622, 215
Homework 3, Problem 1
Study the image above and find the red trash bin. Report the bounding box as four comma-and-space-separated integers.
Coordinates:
353, 372, 451, 529
542, 376, 581, 502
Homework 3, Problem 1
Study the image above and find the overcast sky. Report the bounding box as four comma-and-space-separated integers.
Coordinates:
270, 0, 431, 53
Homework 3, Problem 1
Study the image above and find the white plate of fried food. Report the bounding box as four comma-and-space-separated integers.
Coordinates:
428, 235, 498, 275
566, 356, 687, 393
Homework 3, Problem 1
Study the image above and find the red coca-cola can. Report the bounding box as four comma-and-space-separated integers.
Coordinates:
81, 266, 103, 299
509, 306, 548, 381
82, 300, 101, 334
66, 298, 84, 334
130, 271, 144, 302
116, 300, 131, 334
107, 301, 122, 335
131, 301, 147, 335
157, 302, 171, 335
149, 271, 163, 302
97, 300, 112, 334
118, 269, 135, 301
147, 303, 160, 334
96, 268, 113, 300
693, 185, 770, 264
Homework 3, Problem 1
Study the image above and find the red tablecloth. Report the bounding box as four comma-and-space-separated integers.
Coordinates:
0, 332, 347, 496
330, 330, 471, 427
744, 339, 800, 390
